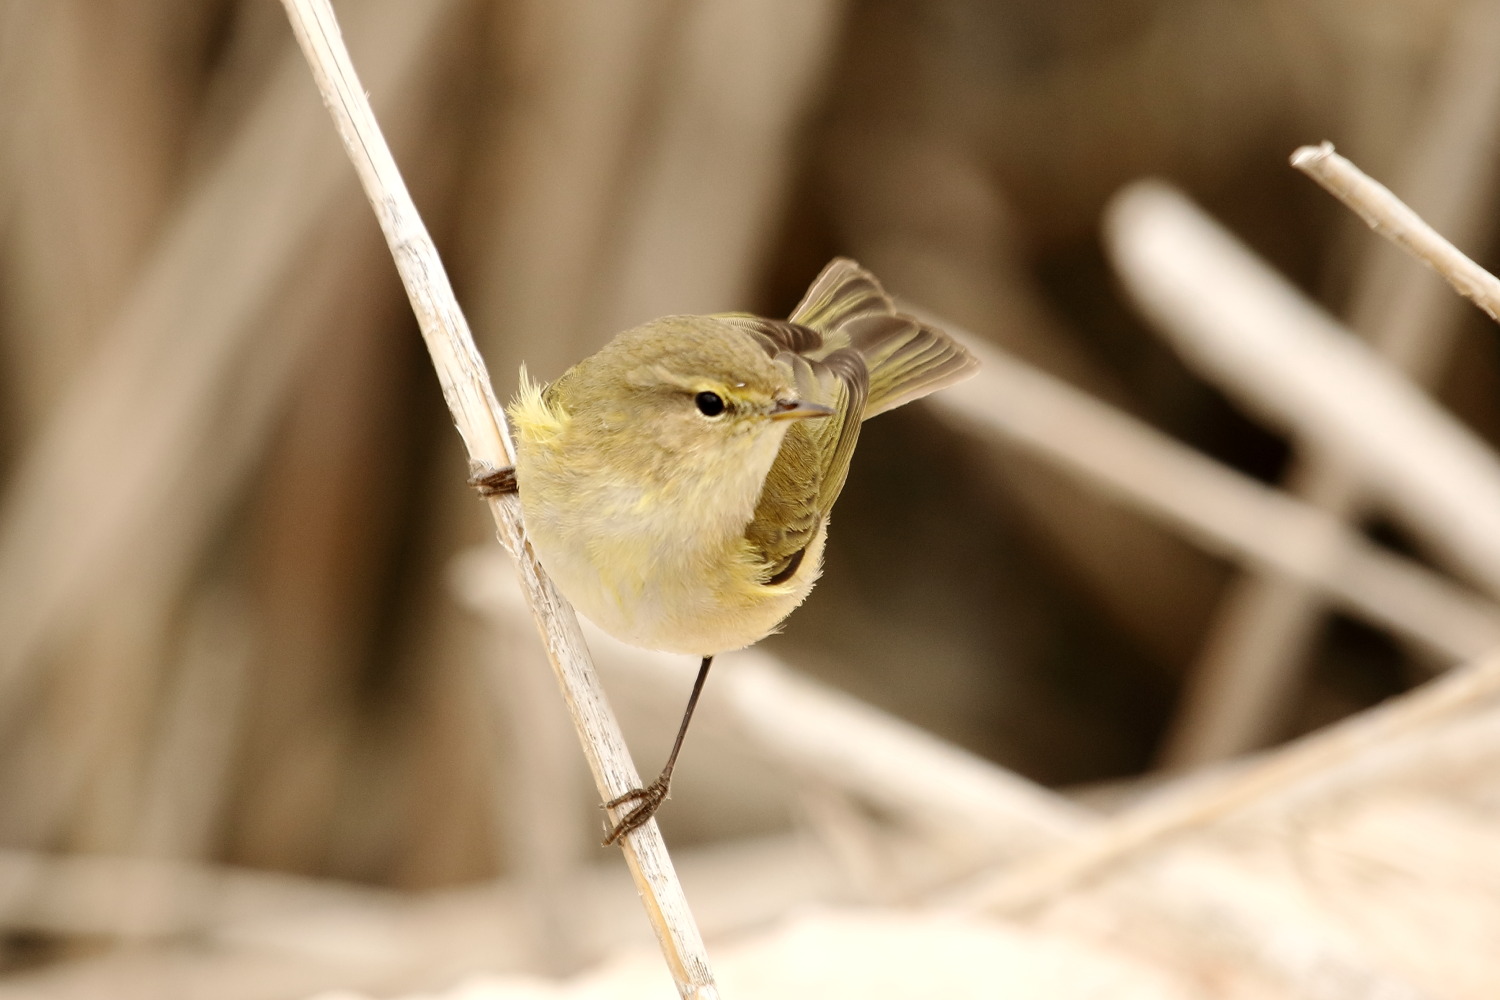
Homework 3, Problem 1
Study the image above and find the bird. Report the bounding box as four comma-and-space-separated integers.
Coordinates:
499, 258, 978, 844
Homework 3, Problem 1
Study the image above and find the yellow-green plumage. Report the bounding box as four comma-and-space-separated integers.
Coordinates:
508, 258, 977, 656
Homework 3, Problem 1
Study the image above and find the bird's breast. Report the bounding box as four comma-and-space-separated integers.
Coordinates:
516, 439, 824, 654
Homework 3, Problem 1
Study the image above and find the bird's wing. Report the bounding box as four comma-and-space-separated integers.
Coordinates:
714, 313, 825, 355
724, 258, 976, 419
713, 258, 888, 359
725, 256, 976, 580
790, 258, 979, 418
785, 258, 891, 344
741, 347, 868, 584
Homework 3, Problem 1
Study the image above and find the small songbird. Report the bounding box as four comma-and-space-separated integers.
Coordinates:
504, 258, 978, 843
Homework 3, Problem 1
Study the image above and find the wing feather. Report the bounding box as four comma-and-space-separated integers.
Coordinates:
790, 258, 979, 418
714, 314, 824, 356
734, 257, 977, 580
742, 348, 867, 582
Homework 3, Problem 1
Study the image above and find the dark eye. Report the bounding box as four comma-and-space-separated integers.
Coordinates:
695, 391, 726, 417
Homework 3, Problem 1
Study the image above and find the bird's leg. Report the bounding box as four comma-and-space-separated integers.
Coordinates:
468, 463, 517, 496
602, 655, 714, 846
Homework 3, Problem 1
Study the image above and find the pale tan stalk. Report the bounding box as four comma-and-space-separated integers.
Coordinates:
923, 331, 1500, 662
950, 649, 1500, 914
1164, 0, 1500, 766
0, 0, 454, 778
277, 1, 716, 995
1107, 182, 1500, 601
1293, 141, 1500, 323
0, 833, 836, 999
452, 545, 1458, 998
727, 657, 1093, 858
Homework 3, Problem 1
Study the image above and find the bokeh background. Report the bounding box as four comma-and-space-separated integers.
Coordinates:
3, 0, 1500, 997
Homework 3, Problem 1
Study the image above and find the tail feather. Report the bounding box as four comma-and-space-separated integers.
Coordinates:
789, 258, 978, 419
786, 259, 890, 333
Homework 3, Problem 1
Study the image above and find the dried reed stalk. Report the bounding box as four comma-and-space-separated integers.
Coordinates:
0, 832, 836, 1000
591, 0, 846, 333
1293, 141, 1500, 323
727, 656, 1093, 859
468, 598, 594, 973
277, 2, 717, 995
831, 144, 1223, 670
454, 545, 1085, 874
1108, 182, 1500, 601
0, 0, 452, 771
453, 546, 1451, 997
128, 587, 252, 862
1164, 0, 1500, 766
0, 0, 201, 422
950, 648, 1500, 914
443, 0, 687, 926
0, 0, 462, 881
458, 0, 680, 381
448, 0, 846, 936
923, 331, 1500, 661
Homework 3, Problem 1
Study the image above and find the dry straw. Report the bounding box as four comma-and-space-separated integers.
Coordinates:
276, 1, 717, 996
925, 329, 1500, 662
1292, 141, 1500, 323
1163, 2, 1500, 768
952, 647, 1500, 914
1108, 181, 1500, 601
952, 135, 1500, 916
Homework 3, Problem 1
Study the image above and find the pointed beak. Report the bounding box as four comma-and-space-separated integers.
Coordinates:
771, 399, 836, 421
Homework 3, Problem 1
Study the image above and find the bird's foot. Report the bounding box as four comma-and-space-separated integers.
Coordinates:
601, 776, 670, 846
468, 464, 517, 497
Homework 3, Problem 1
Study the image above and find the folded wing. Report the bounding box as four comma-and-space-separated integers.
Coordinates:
725, 258, 977, 581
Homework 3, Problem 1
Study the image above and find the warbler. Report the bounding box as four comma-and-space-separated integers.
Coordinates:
500, 258, 977, 843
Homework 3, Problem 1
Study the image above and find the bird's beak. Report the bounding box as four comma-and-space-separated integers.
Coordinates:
771, 399, 836, 421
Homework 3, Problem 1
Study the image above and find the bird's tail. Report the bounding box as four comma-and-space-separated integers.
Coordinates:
789, 258, 978, 419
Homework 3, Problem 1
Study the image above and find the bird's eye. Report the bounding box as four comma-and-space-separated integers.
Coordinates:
695, 391, 726, 417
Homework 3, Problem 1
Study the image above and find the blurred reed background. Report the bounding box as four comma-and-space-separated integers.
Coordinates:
4, 0, 1500, 997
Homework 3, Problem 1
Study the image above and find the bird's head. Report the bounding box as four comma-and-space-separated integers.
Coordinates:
546, 317, 832, 476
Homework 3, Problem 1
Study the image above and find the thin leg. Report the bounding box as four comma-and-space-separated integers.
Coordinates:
602, 655, 714, 846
